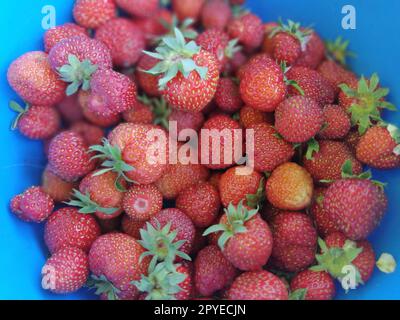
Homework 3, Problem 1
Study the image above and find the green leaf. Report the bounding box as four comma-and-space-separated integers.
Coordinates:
305, 138, 319, 160
289, 288, 307, 300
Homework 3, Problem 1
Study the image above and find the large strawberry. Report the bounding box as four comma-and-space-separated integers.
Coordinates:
204, 202, 273, 271
7, 51, 66, 106
44, 23, 88, 53
73, 0, 116, 29
115, 0, 159, 18
290, 270, 336, 300
42, 166, 76, 203
143, 29, 219, 112
44, 207, 101, 254
227, 13, 264, 50
201, 0, 232, 30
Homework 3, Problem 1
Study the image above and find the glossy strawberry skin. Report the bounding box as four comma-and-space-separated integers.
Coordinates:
175, 263, 193, 300
227, 13, 264, 50
265, 32, 301, 65
294, 32, 325, 69
290, 270, 336, 300
310, 188, 340, 237
319, 104, 351, 140
73, 0, 116, 29
44, 23, 88, 53
214, 78, 243, 113
239, 105, 273, 128
135, 55, 162, 97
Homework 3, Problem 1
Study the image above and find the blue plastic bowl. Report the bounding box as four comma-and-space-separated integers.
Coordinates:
1, 0, 399, 300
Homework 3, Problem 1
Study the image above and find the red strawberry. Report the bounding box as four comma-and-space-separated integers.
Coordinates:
57, 94, 84, 124
250, 123, 295, 173
42, 166, 76, 203
48, 130, 95, 181
44, 23, 88, 53
169, 109, 205, 140
270, 212, 318, 272
136, 54, 162, 97
286, 66, 335, 106
176, 182, 221, 227
88, 233, 149, 300
317, 60, 357, 93
121, 215, 145, 239
290, 270, 336, 300
266, 162, 314, 211
172, 0, 206, 22
275, 96, 324, 143
73, 0, 116, 29
122, 184, 163, 221
227, 13, 264, 50
123, 101, 154, 125
144, 29, 219, 112
310, 188, 340, 237
318, 104, 351, 139
42, 247, 89, 294
345, 129, 362, 153
294, 31, 325, 69
70, 121, 104, 146
201, 0, 232, 30
239, 105, 273, 128
115, 0, 159, 18
223, 50, 248, 75
356, 125, 400, 169
7, 51, 66, 106
134, 9, 172, 44
44, 207, 101, 254
95, 18, 145, 67
239, 54, 286, 112
227, 270, 288, 300
303, 141, 363, 183
10, 186, 54, 223
9, 101, 60, 140
323, 178, 388, 240
204, 202, 273, 271
214, 78, 243, 113
194, 245, 237, 297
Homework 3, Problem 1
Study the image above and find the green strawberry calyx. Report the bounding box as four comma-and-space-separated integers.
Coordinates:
339, 73, 396, 135
225, 39, 242, 59
86, 274, 121, 300
203, 200, 259, 250
325, 36, 356, 66
138, 220, 191, 272
157, 16, 198, 43
143, 28, 208, 90
65, 189, 119, 215
150, 97, 172, 130
89, 138, 136, 192
305, 137, 320, 160
9, 100, 29, 130
310, 238, 364, 289
246, 177, 265, 209
57, 54, 98, 96
281, 62, 305, 96
132, 262, 186, 300
269, 19, 313, 51
289, 288, 307, 300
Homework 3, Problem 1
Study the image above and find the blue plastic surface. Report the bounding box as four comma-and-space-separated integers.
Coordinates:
0, 0, 399, 300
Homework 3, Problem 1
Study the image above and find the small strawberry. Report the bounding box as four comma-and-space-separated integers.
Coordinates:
7, 51, 66, 106
238, 105, 273, 128
88, 233, 149, 300
317, 60, 357, 94
318, 104, 351, 139
73, 0, 116, 29
42, 166, 76, 203
42, 247, 89, 294
201, 0, 232, 30
172, 0, 206, 22
275, 96, 324, 143
169, 108, 205, 140
10, 186, 54, 223
176, 182, 221, 227
204, 202, 273, 271
115, 0, 159, 18
44, 207, 101, 254
9, 101, 60, 140
44, 23, 88, 53
48, 130, 95, 181
122, 184, 163, 221
122, 215, 145, 239
70, 121, 104, 146
356, 124, 400, 169
294, 31, 325, 69
214, 78, 243, 113
310, 188, 340, 237
270, 212, 317, 272
123, 100, 154, 125
136, 54, 162, 96
227, 271, 288, 300
290, 270, 336, 300
227, 13, 264, 50
95, 18, 145, 67
266, 162, 314, 211
194, 245, 237, 297
57, 94, 84, 124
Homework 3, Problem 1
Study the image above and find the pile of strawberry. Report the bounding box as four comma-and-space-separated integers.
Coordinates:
8, 0, 398, 300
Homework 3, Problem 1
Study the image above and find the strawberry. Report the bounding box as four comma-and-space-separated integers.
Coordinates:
318, 104, 351, 139
44, 23, 88, 53
115, 0, 159, 18
95, 18, 145, 67
239, 105, 273, 128
48, 130, 95, 181
294, 31, 325, 69
136, 55, 162, 97
176, 182, 221, 227
143, 29, 219, 112
134, 9, 173, 44
303, 141, 363, 183
70, 121, 104, 146
286, 66, 335, 106
42, 247, 89, 294
310, 188, 340, 237
194, 245, 237, 297
44, 207, 101, 254
219, 166, 263, 208
172, 0, 206, 22
7, 51, 66, 106
122, 184, 163, 221
9, 101, 60, 140
169, 109, 205, 140
204, 202, 273, 271
239, 54, 286, 112
227, 270, 288, 300
345, 129, 361, 153
266, 162, 314, 211
223, 50, 248, 75
121, 215, 145, 239
88, 233, 149, 300
10, 186, 54, 223
73, 0, 116, 29
356, 125, 400, 169
275, 96, 324, 143
214, 78, 243, 113
201, 0, 232, 30
42, 166, 76, 203
227, 13, 264, 50
57, 94, 84, 124
123, 101, 154, 125
290, 270, 336, 300
68, 170, 126, 220
270, 212, 318, 272
250, 123, 295, 173
317, 60, 357, 94
323, 177, 388, 240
